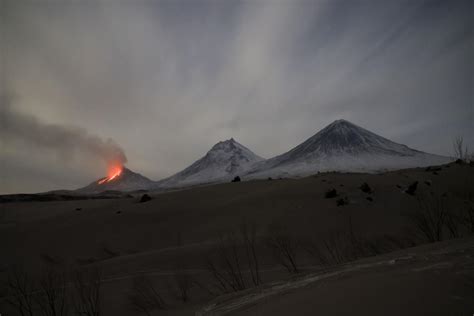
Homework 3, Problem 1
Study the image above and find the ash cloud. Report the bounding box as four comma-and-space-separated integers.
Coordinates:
1, 97, 127, 168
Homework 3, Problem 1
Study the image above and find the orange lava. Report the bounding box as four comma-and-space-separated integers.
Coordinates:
98, 164, 123, 184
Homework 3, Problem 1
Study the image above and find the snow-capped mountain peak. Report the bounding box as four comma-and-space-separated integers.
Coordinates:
245, 119, 451, 178
155, 138, 263, 188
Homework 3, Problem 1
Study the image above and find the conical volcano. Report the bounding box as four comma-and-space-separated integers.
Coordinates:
245, 119, 452, 178
77, 167, 154, 193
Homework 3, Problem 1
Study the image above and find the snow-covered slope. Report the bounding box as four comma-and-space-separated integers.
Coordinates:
77, 167, 154, 193
245, 119, 452, 178
155, 138, 264, 188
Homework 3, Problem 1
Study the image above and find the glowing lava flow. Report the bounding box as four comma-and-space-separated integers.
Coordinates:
98, 165, 123, 184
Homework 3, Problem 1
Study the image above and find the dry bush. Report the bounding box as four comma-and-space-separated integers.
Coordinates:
167, 233, 194, 303
460, 194, 474, 234
409, 194, 447, 242
36, 268, 69, 316
206, 222, 262, 293
407, 193, 466, 242
5, 267, 36, 316
206, 233, 246, 292
240, 222, 261, 286
171, 271, 192, 303
266, 227, 300, 274
129, 274, 165, 315
72, 268, 102, 316
304, 215, 415, 267
453, 136, 469, 161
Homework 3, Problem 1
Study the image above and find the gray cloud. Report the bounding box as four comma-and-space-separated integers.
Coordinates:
1, 0, 472, 193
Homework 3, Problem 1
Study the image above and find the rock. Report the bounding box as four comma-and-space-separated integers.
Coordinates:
139, 194, 152, 203
405, 181, 418, 196
336, 197, 349, 206
360, 182, 372, 194
232, 176, 241, 182
325, 189, 338, 198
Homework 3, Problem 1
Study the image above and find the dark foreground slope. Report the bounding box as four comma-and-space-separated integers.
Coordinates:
201, 238, 474, 316
1, 162, 473, 315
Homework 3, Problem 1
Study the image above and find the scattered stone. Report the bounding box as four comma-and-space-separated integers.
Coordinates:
405, 181, 418, 196
425, 166, 442, 172
139, 194, 152, 203
116, 210, 122, 214
268, 177, 273, 181
366, 197, 373, 202
424, 180, 432, 186
396, 184, 402, 189
75, 208, 82, 211
360, 182, 372, 194
325, 189, 338, 198
232, 176, 241, 182
336, 197, 349, 206
432, 171, 439, 175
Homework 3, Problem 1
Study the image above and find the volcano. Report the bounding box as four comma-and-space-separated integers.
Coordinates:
155, 138, 263, 188
245, 119, 452, 178
77, 167, 154, 193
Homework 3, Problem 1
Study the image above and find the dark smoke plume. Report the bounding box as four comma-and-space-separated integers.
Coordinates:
1, 96, 127, 166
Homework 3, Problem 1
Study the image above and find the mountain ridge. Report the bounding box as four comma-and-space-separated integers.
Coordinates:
76, 119, 453, 192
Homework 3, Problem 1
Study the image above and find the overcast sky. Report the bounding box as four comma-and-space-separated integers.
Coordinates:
1, 0, 473, 193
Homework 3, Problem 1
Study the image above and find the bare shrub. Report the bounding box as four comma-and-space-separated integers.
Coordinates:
72, 268, 102, 316
129, 274, 165, 315
171, 271, 192, 303
206, 233, 246, 292
304, 213, 415, 267
5, 267, 36, 316
240, 222, 261, 286
266, 227, 300, 273
321, 231, 353, 265
301, 239, 331, 266
205, 222, 262, 293
409, 194, 447, 242
169, 233, 193, 303
453, 136, 469, 161
461, 195, 474, 234
36, 268, 69, 316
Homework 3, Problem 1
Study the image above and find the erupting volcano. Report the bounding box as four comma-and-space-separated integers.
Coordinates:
98, 164, 124, 184
77, 165, 154, 193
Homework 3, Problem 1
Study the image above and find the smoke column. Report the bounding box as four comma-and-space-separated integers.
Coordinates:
1, 98, 127, 168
